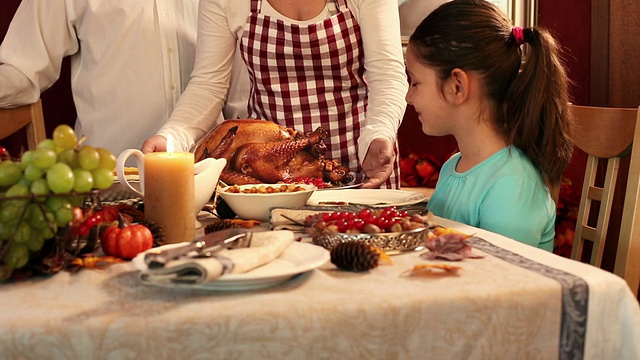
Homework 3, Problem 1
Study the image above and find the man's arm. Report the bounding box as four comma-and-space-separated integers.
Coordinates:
0, 0, 79, 107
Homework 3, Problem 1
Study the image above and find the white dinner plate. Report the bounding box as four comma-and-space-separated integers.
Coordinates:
306, 189, 427, 207
132, 241, 329, 291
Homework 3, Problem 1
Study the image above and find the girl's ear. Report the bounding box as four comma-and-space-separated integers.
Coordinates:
445, 68, 470, 106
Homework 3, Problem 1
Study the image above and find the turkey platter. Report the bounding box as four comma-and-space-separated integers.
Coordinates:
194, 119, 353, 186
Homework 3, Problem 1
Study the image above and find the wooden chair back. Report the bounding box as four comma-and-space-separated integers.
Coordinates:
0, 99, 46, 150
570, 104, 640, 296
615, 106, 640, 296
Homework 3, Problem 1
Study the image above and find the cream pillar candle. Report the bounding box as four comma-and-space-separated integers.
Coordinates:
144, 152, 195, 244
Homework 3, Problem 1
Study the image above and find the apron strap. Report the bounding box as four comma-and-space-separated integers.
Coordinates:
250, 0, 261, 14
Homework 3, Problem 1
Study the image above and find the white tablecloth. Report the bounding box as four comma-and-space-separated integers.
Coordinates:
0, 216, 638, 360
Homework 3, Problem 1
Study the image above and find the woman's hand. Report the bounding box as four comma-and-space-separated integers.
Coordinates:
361, 138, 395, 189
141, 135, 167, 153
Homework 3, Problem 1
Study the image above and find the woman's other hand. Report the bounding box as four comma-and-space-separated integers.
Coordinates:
361, 138, 395, 189
141, 135, 167, 153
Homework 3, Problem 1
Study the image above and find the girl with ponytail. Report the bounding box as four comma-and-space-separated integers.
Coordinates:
405, 0, 574, 250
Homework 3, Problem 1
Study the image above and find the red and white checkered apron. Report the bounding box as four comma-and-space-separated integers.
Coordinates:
240, 0, 399, 188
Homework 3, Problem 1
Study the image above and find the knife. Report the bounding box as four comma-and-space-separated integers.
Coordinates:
144, 227, 250, 269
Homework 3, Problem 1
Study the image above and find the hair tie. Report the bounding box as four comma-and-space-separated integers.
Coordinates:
512, 27, 525, 46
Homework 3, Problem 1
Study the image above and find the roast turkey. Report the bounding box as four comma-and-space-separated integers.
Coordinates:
194, 119, 352, 185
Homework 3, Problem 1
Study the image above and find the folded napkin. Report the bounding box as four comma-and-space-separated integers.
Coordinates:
139, 230, 294, 286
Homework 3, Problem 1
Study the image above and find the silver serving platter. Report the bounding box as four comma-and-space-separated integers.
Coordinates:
311, 227, 429, 254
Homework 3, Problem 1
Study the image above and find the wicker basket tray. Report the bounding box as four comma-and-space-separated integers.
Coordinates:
311, 227, 429, 253
0, 190, 103, 281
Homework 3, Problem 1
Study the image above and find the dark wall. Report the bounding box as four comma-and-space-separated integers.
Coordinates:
0, 0, 76, 155
538, 0, 590, 191
539, 0, 591, 106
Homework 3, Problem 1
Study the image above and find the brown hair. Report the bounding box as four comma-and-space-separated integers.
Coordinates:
408, 0, 574, 186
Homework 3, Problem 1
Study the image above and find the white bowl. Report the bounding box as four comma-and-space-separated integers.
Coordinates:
218, 184, 316, 222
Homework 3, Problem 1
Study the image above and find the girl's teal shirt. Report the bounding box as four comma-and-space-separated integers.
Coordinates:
428, 146, 556, 251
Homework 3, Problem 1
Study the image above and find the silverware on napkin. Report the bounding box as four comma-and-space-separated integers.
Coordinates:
144, 227, 253, 269
138, 230, 295, 286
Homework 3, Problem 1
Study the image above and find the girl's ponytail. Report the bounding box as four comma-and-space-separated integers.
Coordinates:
504, 27, 574, 186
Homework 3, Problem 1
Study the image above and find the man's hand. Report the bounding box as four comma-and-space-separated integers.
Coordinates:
141, 135, 167, 153
361, 138, 395, 189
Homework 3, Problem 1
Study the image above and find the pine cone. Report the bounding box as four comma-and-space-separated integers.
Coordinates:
330, 241, 382, 272
204, 219, 239, 234
143, 221, 166, 247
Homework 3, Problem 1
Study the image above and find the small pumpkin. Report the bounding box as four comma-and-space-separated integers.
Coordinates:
100, 213, 153, 260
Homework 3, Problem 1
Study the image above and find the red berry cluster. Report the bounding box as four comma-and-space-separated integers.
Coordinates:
305, 206, 425, 234
283, 177, 330, 189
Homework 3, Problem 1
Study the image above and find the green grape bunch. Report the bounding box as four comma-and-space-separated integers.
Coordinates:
0, 124, 117, 279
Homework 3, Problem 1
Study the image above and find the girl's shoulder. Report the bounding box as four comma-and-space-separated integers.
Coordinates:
439, 152, 461, 171
471, 146, 536, 175
495, 146, 539, 175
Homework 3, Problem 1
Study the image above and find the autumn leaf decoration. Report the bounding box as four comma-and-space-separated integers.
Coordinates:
421, 228, 484, 261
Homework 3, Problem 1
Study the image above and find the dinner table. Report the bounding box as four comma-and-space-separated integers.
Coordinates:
0, 188, 639, 360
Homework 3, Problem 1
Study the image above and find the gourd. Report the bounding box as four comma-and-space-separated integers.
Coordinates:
100, 214, 153, 259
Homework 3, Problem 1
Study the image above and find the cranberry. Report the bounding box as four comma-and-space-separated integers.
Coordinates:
357, 208, 373, 219
376, 217, 391, 230
353, 218, 365, 230
335, 218, 349, 233
381, 207, 398, 219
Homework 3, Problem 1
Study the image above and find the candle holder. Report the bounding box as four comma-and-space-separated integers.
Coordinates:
116, 149, 226, 243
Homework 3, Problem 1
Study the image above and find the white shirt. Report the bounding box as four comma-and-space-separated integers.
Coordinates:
0, 0, 198, 156
159, 0, 408, 162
